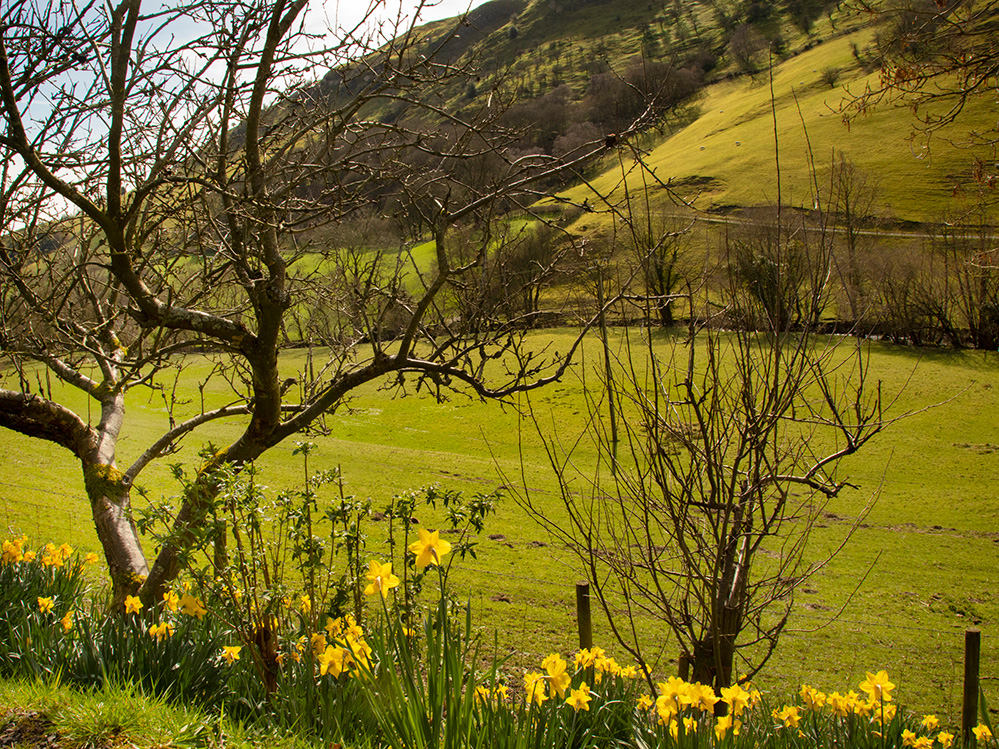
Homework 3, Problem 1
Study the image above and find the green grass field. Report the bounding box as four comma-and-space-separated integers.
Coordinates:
1, 331, 996, 724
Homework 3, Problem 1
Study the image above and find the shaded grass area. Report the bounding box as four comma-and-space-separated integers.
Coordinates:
1, 331, 997, 723
0, 676, 303, 749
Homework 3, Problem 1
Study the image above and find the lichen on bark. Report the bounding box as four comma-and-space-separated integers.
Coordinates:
84, 463, 126, 502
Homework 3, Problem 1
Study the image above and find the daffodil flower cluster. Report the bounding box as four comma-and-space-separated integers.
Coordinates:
635, 675, 761, 741
772, 672, 900, 730
3, 537, 93, 644
2, 536, 30, 564
520, 646, 640, 714
767, 671, 978, 749
279, 614, 373, 680
2, 536, 100, 570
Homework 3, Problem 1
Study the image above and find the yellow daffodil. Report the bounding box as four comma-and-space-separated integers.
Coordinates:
124, 595, 143, 614
408, 528, 452, 568
593, 653, 619, 680
60, 611, 74, 633
938, 732, 955, 748
22, 550, 36, 563
162, 590, 180, 612
922, 715, 940, 732
721, 684, 751, 716
524, 672, 548, 705
852, 693, 874, 716
873, 703, 897, 723
656, 694, 679, 724
828, 691, 851, 717
58, 543, 73, 560
348, 636, 372, 669
148, 622, 174, 641
221, 645, 241, 664
973, 725, 993, 742
566, 682, 592, 712
913, 738, 934, 749
2, 539, 24, 564
574, 647, 595, 669
541, 653, 571, 698
683, 716, 698, 733
800, 684, 827, 710
656, 676, 691, 722
83, 552, 100, 565
179, 593, 207, 619
859, 670, 896, 703
689, 682, 719, 713
636, 694, 654, 711
299, 594, 311, 613
363, 559, 400, 597
902, 729, 918, 747
317, 645, 348, 677
37, 597, 54, 614
311, 632, 327, 655
473, 683, 509, 703
715, 714, 739, 740
774, 705, 801, 728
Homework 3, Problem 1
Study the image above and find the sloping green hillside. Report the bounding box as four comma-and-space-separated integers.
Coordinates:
565, 25, 996, 224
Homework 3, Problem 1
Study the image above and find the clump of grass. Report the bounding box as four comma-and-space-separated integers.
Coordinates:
1, 676, 203, 748
0, 675, 310, 749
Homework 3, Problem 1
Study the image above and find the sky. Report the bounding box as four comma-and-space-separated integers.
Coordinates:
319, 0, 494, 37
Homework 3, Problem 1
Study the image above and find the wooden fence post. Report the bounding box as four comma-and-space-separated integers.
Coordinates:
576, 581, 592, 650
963, 628, 981, 749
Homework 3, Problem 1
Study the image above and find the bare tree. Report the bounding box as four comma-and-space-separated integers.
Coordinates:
827, 152, 881, 324
930, 205, 999, 349
0, 0, 633, 602
728, 210, 834, 331
620, 209, 691, 327
518, 219, 889, 691
493, 222, 574, 325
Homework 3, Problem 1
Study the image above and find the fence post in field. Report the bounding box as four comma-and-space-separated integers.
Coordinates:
963, 627, 981, 748
576, 581, 592, 650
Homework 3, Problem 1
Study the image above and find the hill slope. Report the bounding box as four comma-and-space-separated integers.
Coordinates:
569, 25, 996, 224
394, 0, 994, 224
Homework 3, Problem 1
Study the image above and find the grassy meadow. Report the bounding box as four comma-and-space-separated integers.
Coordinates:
1, 329, 996, 724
